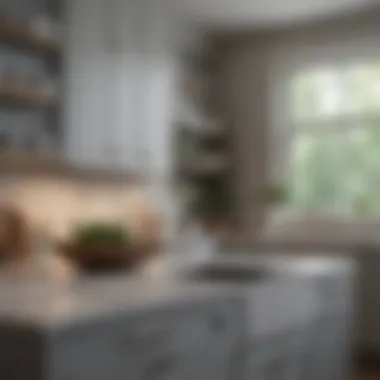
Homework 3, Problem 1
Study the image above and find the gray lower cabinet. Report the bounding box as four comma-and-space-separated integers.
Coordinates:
48, 297, 244, 380
300, 274, 354, 380
0, 266, 354, 380
301, 313, 352, 380
230, 328, 309, 380
248, 353, 299, 380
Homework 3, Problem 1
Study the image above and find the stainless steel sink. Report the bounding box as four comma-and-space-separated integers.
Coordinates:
187, 263, 272, 283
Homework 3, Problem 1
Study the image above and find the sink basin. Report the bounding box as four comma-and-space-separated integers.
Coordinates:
187, 263, 272, 284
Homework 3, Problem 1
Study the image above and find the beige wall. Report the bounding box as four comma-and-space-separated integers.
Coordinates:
219, 9, 380, 237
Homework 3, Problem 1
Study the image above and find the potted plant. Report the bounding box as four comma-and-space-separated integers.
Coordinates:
262, 182, 290, 226
262, 182, 288, 205
60, 222, 138, 273
199, 180, 231, 234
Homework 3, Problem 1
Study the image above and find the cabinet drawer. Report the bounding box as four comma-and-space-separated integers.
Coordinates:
138, 349, 198, 380
230, 328, 309, 380
316, 277, 352, 312
233, 345, 301, 380
51, 297, 243, 380
299, 316, 351, 380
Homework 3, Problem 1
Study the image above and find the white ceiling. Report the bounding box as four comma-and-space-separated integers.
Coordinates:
169, 0, 380, 30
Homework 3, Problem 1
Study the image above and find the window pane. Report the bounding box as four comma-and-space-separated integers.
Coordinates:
291, 63, 380, 123
344, 63, 380, 114
291, 132, 345, 212
291, 124, 380, 215
291, 69, 343, 122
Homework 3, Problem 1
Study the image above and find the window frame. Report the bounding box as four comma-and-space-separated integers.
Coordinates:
273, 61, 380, 222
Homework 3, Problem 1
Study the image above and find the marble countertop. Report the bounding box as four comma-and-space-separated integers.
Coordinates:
0, 253, 354, 332
0, 274, 238, 330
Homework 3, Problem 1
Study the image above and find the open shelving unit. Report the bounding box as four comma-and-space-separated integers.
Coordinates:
0, 85, 56, 108
0, 0, 63, 160
0, 23, 61, 57
175, 36, 232, 232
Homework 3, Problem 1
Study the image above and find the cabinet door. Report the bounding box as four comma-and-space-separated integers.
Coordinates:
102, 0, 178, 173
301, 315, 351, 380
240, 348, 301, 380
231, 330, 307, 380
65, 0, 109, 169
101, 0, 143, 172
138, 1, 179, 179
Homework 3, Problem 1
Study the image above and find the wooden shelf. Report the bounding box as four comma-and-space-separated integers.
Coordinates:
0, 24, 61, 57
181, 154, 229, 176
0, 151, 62, 171
0, 86, 54, 108
0, 152, 141, 183
201, 119, 226, 138
183, 121, 226, 139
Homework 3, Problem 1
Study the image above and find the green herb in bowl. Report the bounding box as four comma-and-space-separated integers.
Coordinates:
73, 223, 130, 246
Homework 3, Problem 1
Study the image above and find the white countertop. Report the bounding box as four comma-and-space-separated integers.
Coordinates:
0, 275, 237, 330
0, 253, 354, 332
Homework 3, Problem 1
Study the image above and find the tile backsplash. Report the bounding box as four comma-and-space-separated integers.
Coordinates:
0, 176, 156, 241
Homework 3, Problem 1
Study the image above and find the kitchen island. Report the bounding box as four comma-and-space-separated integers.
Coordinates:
0, 254, 355, 380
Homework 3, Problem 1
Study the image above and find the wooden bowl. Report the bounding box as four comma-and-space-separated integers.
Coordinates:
59, 241, 160, 273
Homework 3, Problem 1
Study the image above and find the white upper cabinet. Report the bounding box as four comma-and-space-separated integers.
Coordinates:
64, 0, 179, 174
64, 0, 139, 171
103, 0, 143, 172
140, 1, 179, 180
64, 0, 108, 169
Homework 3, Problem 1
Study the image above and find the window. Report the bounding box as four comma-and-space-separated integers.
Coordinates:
289, 63, 380, 217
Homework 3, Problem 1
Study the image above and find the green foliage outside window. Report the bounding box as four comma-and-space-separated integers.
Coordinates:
289, 63, 380, 217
